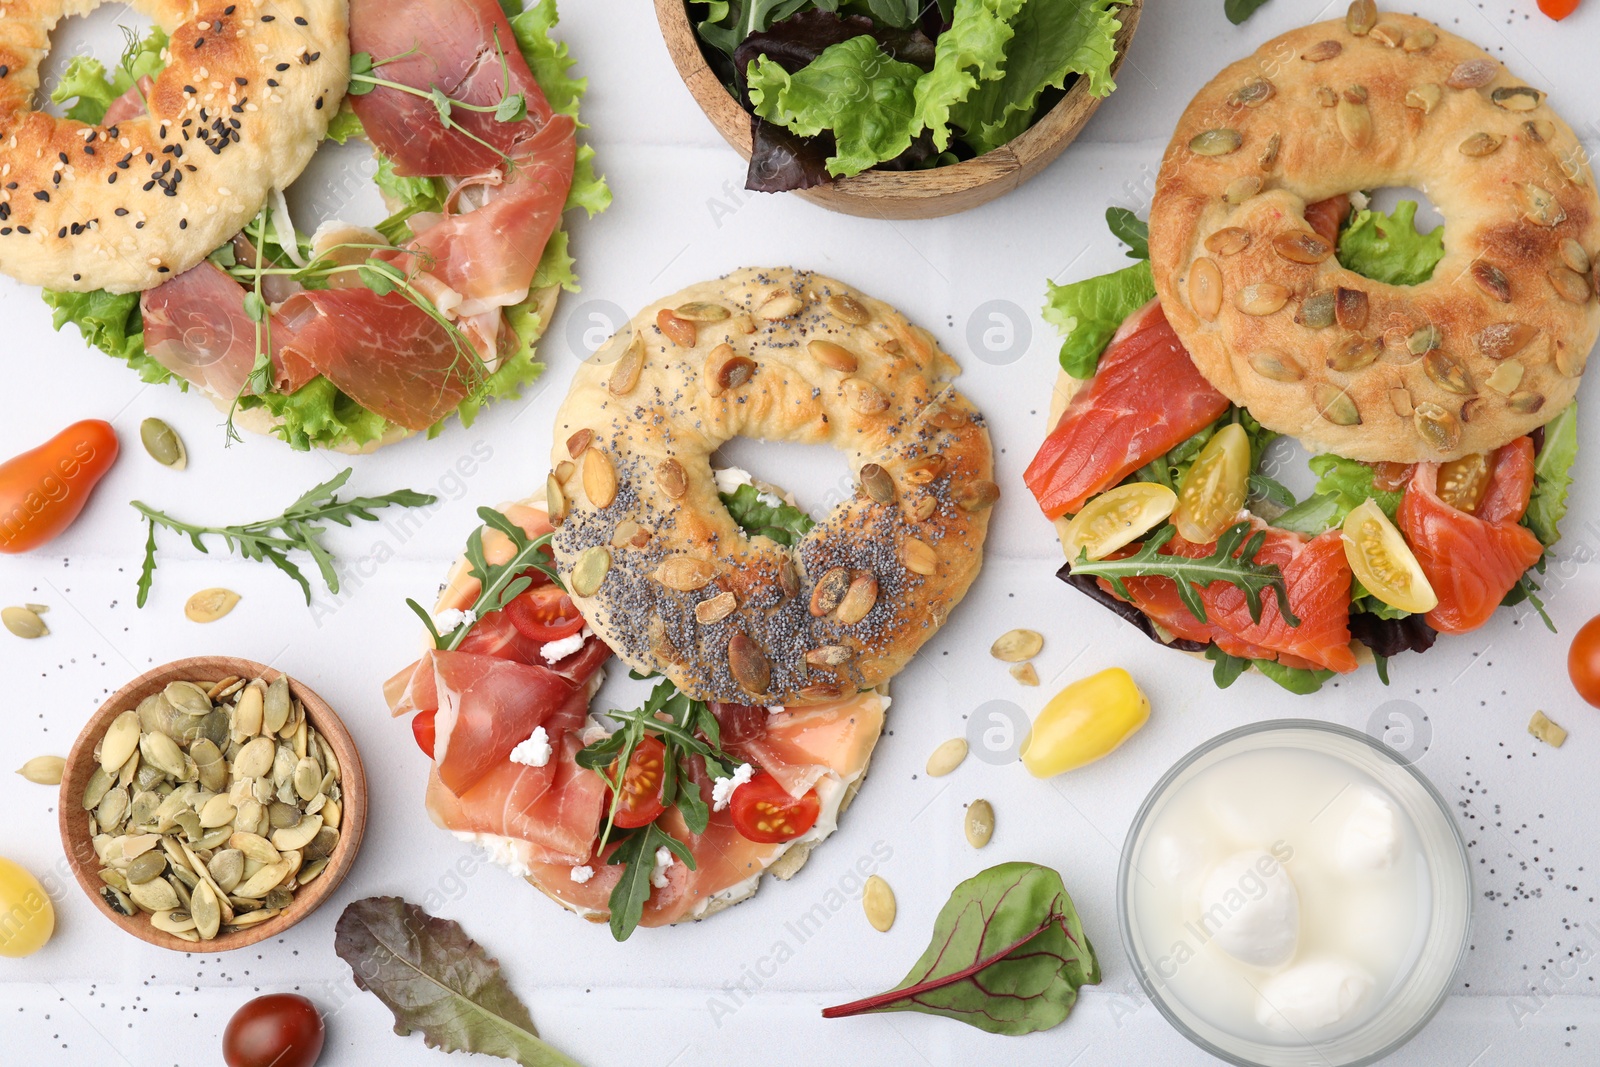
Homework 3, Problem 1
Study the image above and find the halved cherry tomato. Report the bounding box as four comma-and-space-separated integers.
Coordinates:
411, 709, 437, 759
729, 774, 821, 843
1341, 499, 1437, 614
611, 736, 668, 828
0, 419, 119, 553
505, 584, 584, 642
1569, 614, 1600, 708
1061, 483, 1176, 562
1436, 453, 1491, 514
1172, 423, 1249, 544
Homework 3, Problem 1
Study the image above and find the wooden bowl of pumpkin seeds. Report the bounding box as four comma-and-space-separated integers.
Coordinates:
57, 657, 367, 951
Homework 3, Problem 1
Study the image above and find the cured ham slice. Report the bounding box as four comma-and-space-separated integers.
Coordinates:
348, 0, 554, 177
103, 76, 153, 125
431, 649, 584, 795
274, 288, 476, 432
714, 699, 885, 796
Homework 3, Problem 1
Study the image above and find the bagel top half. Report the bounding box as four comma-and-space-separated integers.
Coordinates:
0, 0, 348, 294
1150, 9, 1600, 463
548, 268, 997, 707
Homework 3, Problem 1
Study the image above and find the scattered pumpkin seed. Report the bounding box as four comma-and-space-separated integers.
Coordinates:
1010, 663, 1040, 687
863, 875, 896, 932
184, 588, 240, 623
926, 738, 969, 778
1529, 711, 1567, 748
16, 755, 64, 785
991, 629, 1044, 662
965, 800, 995, 849
139, 417, 187, 470
2, 606, 48, 639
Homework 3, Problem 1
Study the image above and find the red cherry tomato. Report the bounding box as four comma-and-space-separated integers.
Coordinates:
729, 774, 821, 844
1569, 615, 1600, 707
1539, 0, 1579, 20
610, 736, 668, 828
412, 709, 437, 759
504, 584, 585, 642
0, 419, 119, 553
223, 993, 325, 1067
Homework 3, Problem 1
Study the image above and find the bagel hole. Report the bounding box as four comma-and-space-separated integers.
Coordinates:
1254, 436, 1318, 519
36, 7, 157, 119
282, 137, 390, 237
709, 439, 855, 529
1333, 187, 1445, 285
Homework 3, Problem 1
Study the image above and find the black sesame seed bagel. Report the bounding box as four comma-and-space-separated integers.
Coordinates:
1149, 8, 1600, 462
549, 267, 996, 706
0, 0, 348, 293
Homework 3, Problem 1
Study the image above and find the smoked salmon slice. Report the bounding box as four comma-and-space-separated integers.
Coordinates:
1398, 438, 1543, 634
1025, 301, 1231, 518
1108, 525, 1359, 673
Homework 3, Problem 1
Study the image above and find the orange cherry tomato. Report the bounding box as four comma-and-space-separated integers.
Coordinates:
0, 420, 119, 553
1569, 615, 1600, 707
611, 736, 668, 828
729, 774, 820, 844
412, 709, 437, 758
1539, 0, 1579, 20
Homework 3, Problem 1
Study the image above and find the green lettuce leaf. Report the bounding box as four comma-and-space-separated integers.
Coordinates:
324, 103, 365, 144
42, 289, 176, 386
946, 0, 1125, 155
1525, 402, 1577, 547
720, 482, 816, 545
1253, 659, 1335, 695
1043, 260, 1155, 378
237, 378, 395, 452
1273, 453, 1402, 534
912, 0, 1025, 152
747, 35, 923, 178
1337, 200, 1445, 287
50, 26, 169, 124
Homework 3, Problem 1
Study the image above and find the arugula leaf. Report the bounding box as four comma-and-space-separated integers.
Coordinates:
1525, 402, 1577, 546
131, 469, 435, 606
1104, 207, 1149, 260
720, 482, 816, 545
823, 862, 1099, 1034
1249, 474, 1296, 509
1043, 260, 1155, 378
414, 507, 560, 651
1337, 200, 1445, 287
1225, 0, 1272, 24
334, 897, 584, 1067
747, 35, 923, 178
1069, 522, 1298, 627
945, 0, 1126, 155
606, 823, 696, 942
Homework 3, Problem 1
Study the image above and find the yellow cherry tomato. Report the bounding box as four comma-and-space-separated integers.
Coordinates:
1172, 423, 1250, 543
1437, 453, 1490, 514
1021, 667, 1150, 778
1062, 483, 1177, 562
1341, 499, 1437, 614
0, 857, 55, 958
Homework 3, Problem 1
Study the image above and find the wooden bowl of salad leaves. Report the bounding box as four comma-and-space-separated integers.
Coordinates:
658, 0, 1142, 219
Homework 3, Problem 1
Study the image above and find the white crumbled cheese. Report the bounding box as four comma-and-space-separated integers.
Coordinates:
1348, 189, 1371, 211
650, 846, 675, 888
570, 865, 594, 884
713, 466, 786, 509
509, 726, 552, 768
540, 632, 586, 664
766, 705, 786, 715
711, 763, 756, 812
453, 832, 533, 878
433, 608, 476, 632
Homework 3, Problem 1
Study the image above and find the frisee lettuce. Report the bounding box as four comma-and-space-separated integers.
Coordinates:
43, 0, 606, 452
1337, 199, 1445, 286
1042, 260, 1155, 378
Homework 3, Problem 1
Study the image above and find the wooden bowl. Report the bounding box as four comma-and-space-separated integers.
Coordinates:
655, 0, 1143, 219
58, 657, 367, 952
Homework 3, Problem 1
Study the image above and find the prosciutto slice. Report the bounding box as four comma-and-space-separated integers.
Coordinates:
140, 262, 313, 398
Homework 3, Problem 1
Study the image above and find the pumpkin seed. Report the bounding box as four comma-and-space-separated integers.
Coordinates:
863, 875, 896, 932
151, 909, 198, 935
1336, 98, 1372, 149
1549, 267, 1591, 304
1407, 325, 1442, 354
1558, 338, 1590, 378
129, 876, 180, 912
957, 480, 1001, 512
100, 711, 141, 772
181, 587, 240, 624
1258, 132, 1281, 169
581, 448, 618, 509
1485, 361, 1525, 395
1250, 352, 1305, 382
758, 292, 802, 320
1424, 351, 1473, 394
826, 293, 871, 325
1521, 184, 1566, 227
1223, 176, 1262, 204
1414, 403, 1461, 452
1301, 40, 1341, 62
656, 308, 697, 347
2, 606, 47, 639
1010, 663, 1040, 687
209, 850, 245, 893
965, 800, 995, 848
675, 301, 731, 323
1229, 77, 1276, 106
694, 591, 738, 625
902, 538, 937, 576
808, 339, 859, 373
1315, 384, 1361, 426
263, 676, 291, 735
1189, 258, 1223, 321
1345, 0, 1376, 34
1315, 86, 1337, 108
198, 793, 237, 829
227, 908, 281, 928
139, 417, 187, 469
842, 377, 889, 415
321, 797, 342, 832
1405, 84, 1442, 113
1509, 391, 1546, 414
1529, 711, 1567, 747
234, 736, 276, 780
1558, 239, 1591, 276
1447, 58, 1498, 89
728, 633, 772, 694
654, 556, 718, 592
1402, 28, 1437, 52
1205, 228, 1251, 256
991, 629, 1044, 662
126, 851, 167, 885
704, 344, 758, 398
608, 335, 645, 396
860, 463, 895, 504
1492, 86, 1542, 111
233, 859, 293, 899
1472, 261, 1512, 303
805, 645, 854, 668
231, 685, 264, 742
140, 731, 188, 778
656, 458, 688, 499
1477, 322, 1536, 360
1458, 132, 1503, 157
1273, 230, 1333, 264
101, 885, 136, 917
1189, 129, 1241, 156
835, 573, 878, 626
1296, 290, 1337, 329
570, 546, 612, 598
1236, 283, 1289, 316
297, 858, 330, 885
230, 831, 281, 865
16, 755, 64, 785
1369, 23, 1403, 47
1335, 287, 1369, 330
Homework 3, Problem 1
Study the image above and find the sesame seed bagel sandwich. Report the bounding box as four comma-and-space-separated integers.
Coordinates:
1025, 4, 1593, 695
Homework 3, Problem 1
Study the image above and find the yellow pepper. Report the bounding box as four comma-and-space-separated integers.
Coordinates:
0, 856, 54, 957
1021, 667, 1150, 777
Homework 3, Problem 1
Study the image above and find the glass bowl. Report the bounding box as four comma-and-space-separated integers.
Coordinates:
1117, 720, 1470, 1067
